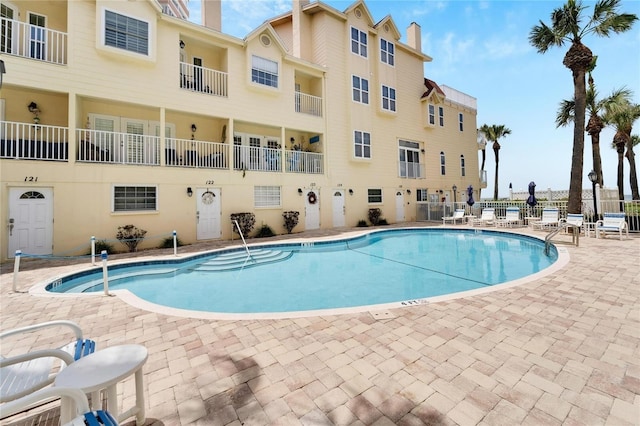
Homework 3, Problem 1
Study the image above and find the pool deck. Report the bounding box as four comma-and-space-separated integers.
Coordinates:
1, 223, 639, 426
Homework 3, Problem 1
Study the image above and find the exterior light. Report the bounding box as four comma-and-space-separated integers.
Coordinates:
187, 187, 193, 197
297, 188, 303, 195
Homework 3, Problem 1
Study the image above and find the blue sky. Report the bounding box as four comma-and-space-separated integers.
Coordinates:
187, 0, 640, 198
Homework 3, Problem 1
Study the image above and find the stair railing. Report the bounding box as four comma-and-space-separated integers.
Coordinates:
233, 220, 252, 258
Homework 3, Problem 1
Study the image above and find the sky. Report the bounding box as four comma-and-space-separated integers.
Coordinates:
186, 0, 640, 198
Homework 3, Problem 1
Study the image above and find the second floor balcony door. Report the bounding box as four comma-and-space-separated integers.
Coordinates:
1, 3, 15, 54
28, 13, 46, 60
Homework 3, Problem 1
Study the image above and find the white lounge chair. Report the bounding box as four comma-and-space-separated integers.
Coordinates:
443, 209, 465, 225
471, 208, 496, 227
596, 212, 629, 240
1, 387, 118, 425
1, 320, 96, 404
559, 213, 584, 234
533, 208, 559, 230
496, 207, 522, 227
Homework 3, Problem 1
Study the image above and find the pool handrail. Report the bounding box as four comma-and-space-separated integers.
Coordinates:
233, 220, 252, 258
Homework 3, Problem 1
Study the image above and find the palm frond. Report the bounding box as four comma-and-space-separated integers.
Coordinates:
556, 99, 576, 127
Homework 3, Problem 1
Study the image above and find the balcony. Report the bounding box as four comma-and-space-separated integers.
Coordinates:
1, 121, 69, 161
165, 138, 228, 169
179, 62, 228, 97
295, 92, 322, 117
233, 146, 323, 174
398, 161, 425, 179
77, 130, 160, 165
0, 17, 67, 65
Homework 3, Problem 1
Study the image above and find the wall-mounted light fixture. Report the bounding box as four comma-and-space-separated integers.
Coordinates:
452, 185, 457, 203
290, 137, 295, 143
180, 40, 185, 49
0, 59, 5, 89
348, 189, 354, 195
187, 187, 193, 197
28, 102, 40, 124
406, 189, 411, 195
421, 149, 425, 154
297, 188, 303, 195
191, 124, 197, 140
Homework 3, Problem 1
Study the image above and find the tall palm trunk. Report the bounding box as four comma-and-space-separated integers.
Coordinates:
614, 134, 626, 201
626, 142, 639, 199
586, 115, 604, 186
479, 148, 486, 200
493, 142, 500, 200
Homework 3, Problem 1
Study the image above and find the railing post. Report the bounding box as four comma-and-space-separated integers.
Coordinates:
12, 250, 22, 292
91, 236, 96, 265
101, 250, 110, 296
173, 230, 178, 256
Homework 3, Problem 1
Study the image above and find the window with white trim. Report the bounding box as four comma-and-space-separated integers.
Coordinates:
440, 151, 446, 175
251, 55, 278, 88
458, 113, 464, 131
380, 39, 394, 65
438, 106, 444, 127
416, 189, 428, 202
354, 130, 371, 159
368, 188, 382, 203
254, 186, 281, 208
382, 85, 396, 112
351, 27, 367, 57
28, 13, 46, 60
352, 76, 369, 104
398, 140, 421, 178
460, 155, 466, 177
113, 186, 156, 212
105, 10, 149, 55
428, 104, 435, 126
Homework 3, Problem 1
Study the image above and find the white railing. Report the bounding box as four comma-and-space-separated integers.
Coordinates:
233, 146, 282, 172
295, 92, 323, 117
166, 138, 228, 169
285, 150, 323, 174
398, 161, 425, 179
0, 121, 68, 161
77, 129, 160, 165
0, 17, 67, 65
179, 62, 228, 97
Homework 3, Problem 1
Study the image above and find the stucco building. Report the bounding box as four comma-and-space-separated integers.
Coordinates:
0, 0, 481, 260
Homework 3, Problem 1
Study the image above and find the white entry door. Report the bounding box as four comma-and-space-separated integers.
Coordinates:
332, 190, 345, 227
196, 188, 221, 240
305, 189, 320, 230
396, 191, 405, 222
8, 187, 53, 257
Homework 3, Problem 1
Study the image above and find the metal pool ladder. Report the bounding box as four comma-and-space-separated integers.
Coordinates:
233, 220, 253, 258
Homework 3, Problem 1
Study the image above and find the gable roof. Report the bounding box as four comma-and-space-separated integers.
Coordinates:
422, 78, 446, 103
343, 0, 375, 27
374, 15, 401, 41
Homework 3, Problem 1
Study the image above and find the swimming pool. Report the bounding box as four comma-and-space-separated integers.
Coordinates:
44, 228, 563, 318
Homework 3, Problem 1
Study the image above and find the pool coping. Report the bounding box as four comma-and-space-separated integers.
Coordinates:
28, 227, 570, 320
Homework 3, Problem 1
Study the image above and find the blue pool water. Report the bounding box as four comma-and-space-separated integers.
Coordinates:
48, 229, 557, 314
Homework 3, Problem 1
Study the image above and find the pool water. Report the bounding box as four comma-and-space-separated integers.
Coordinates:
48, 229, 558, 314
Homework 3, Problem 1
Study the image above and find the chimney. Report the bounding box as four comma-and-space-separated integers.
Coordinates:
202, 0, 222, 32
407, 22, 421, 52
293, 0, 310, 57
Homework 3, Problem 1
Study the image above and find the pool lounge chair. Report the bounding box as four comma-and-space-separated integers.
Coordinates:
471, 208, 496, 227
596, 212, 629, 240
496, 207, 522, 227
559, 213, 584, 235
442, 209, 465, 225
0, 320, 96, 404
533, 208, 559, 230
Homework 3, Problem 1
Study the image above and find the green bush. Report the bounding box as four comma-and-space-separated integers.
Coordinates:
91, 239, 115, 255
356, 219, 368, 227
368, 208, 382, 226
282, 211, 300, 234
378, 218, 388, 225
158, 236, 184, 249
116, 225, 147, 252
255, 224, 275, 238
230, 212, 256, 237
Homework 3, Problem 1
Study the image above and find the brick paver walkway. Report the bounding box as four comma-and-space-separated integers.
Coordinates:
1, 224, 638, 425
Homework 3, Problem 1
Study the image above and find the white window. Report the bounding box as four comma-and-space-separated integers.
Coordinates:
254, 186, 281, 208
350, 27, 367, 57
380, 39, 394, 66
28, 13, 46, 60
113, 186, 157, 212
459, 113, 464, 131
382, 85, 396, 112
438, 107, 444, 127
440, 151, 446, 175
428, 104, 435, 126
251, 55, 278, 88
368, 188, 382, 204
460, 155, 466, 177
398, 140, 421, 178
105, 10, 149, 55
352, 76, 369, 104
354, 130, 371, 159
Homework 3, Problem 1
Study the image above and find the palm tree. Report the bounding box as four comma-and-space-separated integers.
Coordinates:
529, 0, 637, 213
479, 124, 512, 200
477, 129, 488, 199
556, 83, 633, 188
604, 99, 640, 200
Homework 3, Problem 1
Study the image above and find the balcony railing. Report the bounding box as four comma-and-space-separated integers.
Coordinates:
398, 161, 425, 179
285, 150, 323, 174
233, 146, 282, 172
166, 138, 228, 169
0, 17, 67, 65
0, 121, 68, 161
295, 92, 323, 117
77, 129, 160, 165
179, 62, 228, 97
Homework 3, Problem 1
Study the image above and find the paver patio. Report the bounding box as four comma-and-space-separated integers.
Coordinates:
1, 224, 638, 425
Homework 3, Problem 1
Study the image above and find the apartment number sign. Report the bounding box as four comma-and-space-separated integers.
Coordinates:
24, 176, 39, 182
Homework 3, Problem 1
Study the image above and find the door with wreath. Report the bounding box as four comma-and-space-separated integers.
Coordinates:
305, 189, 320, 230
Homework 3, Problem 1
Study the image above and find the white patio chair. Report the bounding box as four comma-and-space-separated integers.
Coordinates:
533, 208, 559, 230
496, 207, 522, 227
559, 213, 584, 235
471, 208, 496, 227
1, 320, 96, 404
596, 212, 629, 240
442, 209, 465, 225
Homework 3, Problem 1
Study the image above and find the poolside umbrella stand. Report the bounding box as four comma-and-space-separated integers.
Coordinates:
527, 181, 538, 215
466, 185, 475, 207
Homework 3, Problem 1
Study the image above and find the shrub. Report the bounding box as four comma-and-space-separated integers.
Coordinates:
230, 213, 256, 237
116, 225, 147, 252
255, 224, 275, 238
282, 211, 300, 234
158, 236, 184, 249
368, 208, 382, 226
92, 239, 115, 255
356, 219, 368, 227
378, 218, 388, 225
